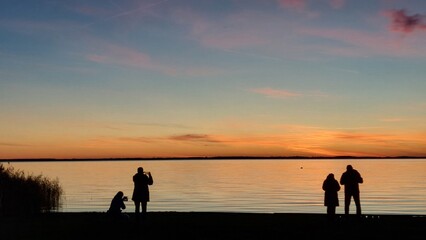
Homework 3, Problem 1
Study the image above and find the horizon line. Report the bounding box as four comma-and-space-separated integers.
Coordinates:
1, 155, 425, 162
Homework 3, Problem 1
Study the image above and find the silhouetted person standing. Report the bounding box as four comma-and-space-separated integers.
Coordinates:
132, 167, 153, 222
322, 173, 340, 221
340, 165, 363, 215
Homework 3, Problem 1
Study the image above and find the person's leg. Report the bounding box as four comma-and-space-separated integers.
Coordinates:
327, 206, 331, 215
141, 201, 147, 214
140, 201, 147, 221
134, 201, 140, 213
134, 201, 141, 222
344, 193, 351, 215
353, 192, 362, 215
330, 206, 336, 216
326, 206, 332, 220
330, 206, 336, 221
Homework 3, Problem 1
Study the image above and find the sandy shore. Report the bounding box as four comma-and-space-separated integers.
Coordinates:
1, 212, 424, 240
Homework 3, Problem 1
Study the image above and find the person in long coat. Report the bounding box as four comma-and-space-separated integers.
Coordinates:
132, 167, 153, 221
322, 173, 340, 220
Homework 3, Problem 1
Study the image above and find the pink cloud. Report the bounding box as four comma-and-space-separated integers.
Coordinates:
87, 44, 153, 68
173, 9, 270, 50
249, 87, 328, 99
385, 9, 426, 34
250, 87, 302, 98
276, 0, 320, 18
277, 0, 345, 10
85, 41, 222, 76
174, 7, 417, 61
298, 26, 426, 58
200, 31, 268, 49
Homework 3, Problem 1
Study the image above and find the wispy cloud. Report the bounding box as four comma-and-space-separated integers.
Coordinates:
78, 0, 170, 28
86, 41, 223, 76
276, 0, 345, 17
83, 125, 426, 157
249, 87, 301, 98
277, 0, 345, 10
86, 43, 154, 68
168, 134, 220, 143
385, 9, 426, 34
379, 118, 407, 123
85, 136, 160, 147
127, 122, 191, 129
118, 137, 158, 144
249, 87, 327, 99
334, 132, 393, 143
173, 9, 269, 50
68, 4, 112, 17
298, 26, 426, 58
0, 20, 78, 35
173, 6, 426, 60
0, 142, 31, 147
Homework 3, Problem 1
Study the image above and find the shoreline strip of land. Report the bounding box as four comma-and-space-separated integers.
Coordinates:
1, 212, 424, 240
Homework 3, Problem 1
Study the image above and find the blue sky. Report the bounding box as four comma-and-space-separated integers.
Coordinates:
1, 0, 426, 158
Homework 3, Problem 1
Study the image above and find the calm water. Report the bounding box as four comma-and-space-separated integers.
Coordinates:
6, 159, 426, 215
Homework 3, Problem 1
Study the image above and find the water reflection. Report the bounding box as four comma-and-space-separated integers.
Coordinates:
7, 159, 426, 214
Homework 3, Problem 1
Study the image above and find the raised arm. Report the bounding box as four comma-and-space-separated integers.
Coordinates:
148, 172, 153, 185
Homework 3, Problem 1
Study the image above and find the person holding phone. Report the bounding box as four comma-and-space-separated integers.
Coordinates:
107, 191, 129, 222
132, 167, 153, 222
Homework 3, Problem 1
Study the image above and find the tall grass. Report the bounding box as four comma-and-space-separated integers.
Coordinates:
0, 163, 63, 216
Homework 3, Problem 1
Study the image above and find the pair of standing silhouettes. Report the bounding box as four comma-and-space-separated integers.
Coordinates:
322, 165, 363, 220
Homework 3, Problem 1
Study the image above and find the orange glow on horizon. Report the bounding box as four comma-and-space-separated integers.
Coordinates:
1, 127, 426, 159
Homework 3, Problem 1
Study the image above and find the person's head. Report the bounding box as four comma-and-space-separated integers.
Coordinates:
327, 173, 335, 180
115, 191, 124, 198
137, 167, 144, 174
346, 165, 353, 171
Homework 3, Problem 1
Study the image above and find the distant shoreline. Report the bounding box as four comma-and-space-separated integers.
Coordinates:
1, 156, 425, 162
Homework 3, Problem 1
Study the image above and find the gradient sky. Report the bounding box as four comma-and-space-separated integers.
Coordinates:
1, 0, 426, 159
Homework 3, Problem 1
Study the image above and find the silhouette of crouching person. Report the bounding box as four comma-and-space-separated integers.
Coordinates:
107, 191, 129, 222
132, 167, 153, 222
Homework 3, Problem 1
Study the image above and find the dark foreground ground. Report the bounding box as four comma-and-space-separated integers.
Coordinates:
1, 212, 424, 240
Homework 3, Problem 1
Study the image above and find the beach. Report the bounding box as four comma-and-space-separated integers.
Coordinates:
1, 212, 424, 240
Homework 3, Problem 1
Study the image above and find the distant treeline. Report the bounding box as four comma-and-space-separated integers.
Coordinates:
0, 163, 63, 216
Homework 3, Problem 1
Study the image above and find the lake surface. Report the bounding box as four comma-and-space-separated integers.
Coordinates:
5, 159, 426, 215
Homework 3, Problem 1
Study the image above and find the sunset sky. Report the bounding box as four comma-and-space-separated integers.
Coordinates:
1, 0, 426, 159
